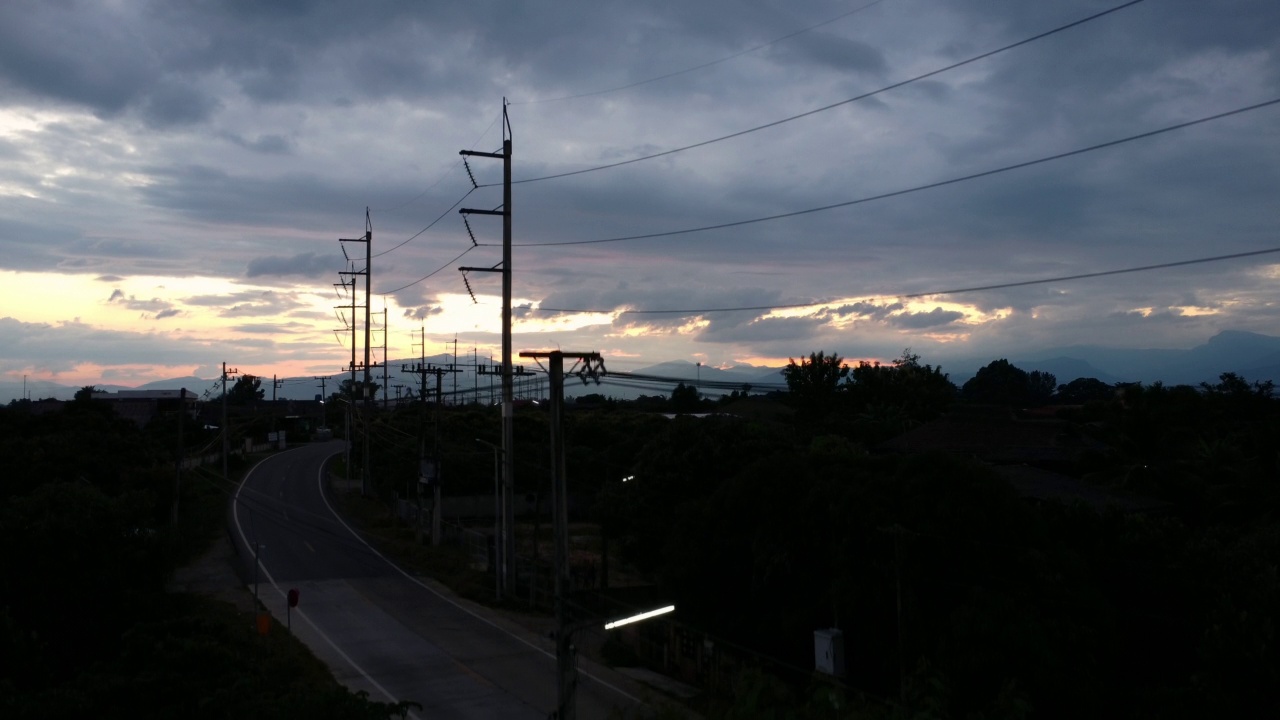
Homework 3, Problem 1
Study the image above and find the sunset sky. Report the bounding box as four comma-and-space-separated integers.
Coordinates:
2, 0, 1278, 388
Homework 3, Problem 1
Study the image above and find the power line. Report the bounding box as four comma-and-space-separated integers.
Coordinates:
369, 109, 502, 258
488, 96, 1280, 248
509, 0, 890, 105
379, 245, 477, 295
529, 245, 1280, 315
372, 109, 503, 214
488, 0, 1145, 188
371, 188, 474, 259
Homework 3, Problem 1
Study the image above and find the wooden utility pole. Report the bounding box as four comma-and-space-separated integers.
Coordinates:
519, 350, 605, 720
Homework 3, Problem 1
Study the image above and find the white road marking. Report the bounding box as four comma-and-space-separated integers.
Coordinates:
232, 448, 421, 720
313, 449, 643, 705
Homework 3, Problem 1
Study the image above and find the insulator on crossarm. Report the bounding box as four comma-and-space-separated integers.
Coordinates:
464, 216, 478, 246
463, 158, 479, 189
462, 273, 477, 304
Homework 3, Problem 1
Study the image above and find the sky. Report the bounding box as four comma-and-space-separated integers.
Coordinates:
1, 0, 1278, 388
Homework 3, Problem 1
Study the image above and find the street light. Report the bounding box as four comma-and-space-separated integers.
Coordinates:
556, 603, 676, 720
476, 438, 504, 601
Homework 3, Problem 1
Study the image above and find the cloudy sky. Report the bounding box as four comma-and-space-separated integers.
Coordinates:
1, 0, 1277, 387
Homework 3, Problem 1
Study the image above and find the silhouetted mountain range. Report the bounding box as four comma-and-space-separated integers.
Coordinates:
4, 331, 1278, 405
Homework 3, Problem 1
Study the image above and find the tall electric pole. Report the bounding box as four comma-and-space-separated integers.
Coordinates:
382, 305, 390, 411
519, 350, 605, 720
221, 362, 238, 485
340, 210, 374, 496
460, 100, 515, 592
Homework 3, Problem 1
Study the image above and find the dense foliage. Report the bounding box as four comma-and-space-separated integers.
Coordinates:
0, 399, 410, 718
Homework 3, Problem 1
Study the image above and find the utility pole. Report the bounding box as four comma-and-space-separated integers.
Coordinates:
340, 210, 374, 496
460, 101, 515, 591
272, 374, 283, 402
314, 376, 328, 429
520, 350, 605, 720
171, 387, 186, 525
402, 362, 459, 546
382, 305, 390, 411
335, 272, 357, 485
221, 362, 238, 485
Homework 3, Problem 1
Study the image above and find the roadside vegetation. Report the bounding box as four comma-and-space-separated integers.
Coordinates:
6, 351, 1277, 719
0, 390, 413, 719
342, 350, 1279, 719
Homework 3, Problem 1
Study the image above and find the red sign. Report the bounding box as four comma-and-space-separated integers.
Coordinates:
287, 588, 300, 608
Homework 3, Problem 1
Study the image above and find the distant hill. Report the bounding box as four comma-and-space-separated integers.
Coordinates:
5, 331, 1278, 405
945, 330, 1280, 387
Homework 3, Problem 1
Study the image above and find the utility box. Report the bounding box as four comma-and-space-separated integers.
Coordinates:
814, 628, 845, 678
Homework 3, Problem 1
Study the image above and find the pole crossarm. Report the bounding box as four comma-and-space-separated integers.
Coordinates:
461, 99, 516, 598
519, 351, 606, 385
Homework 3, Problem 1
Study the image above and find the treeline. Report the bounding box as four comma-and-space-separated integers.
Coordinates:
617, 351, 1277, 718
368, 350, 1278, 718
0, 394, 410, 718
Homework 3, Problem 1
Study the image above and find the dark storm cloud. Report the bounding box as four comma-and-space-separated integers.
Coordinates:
887, 307, 965, 329
0, 217, 85, 272
0, 3, 157, 115
0, 0, 1277, 379
222, 293, 307, 317
183, 289, 305, 316
697, 314, 829, 343
831, 301, 904, 321
246, 252, 341, 279
138, 164, 368, 229
768, 31, 887, 76
0, 317, 212, 371
403, 306, 442, 320
138, 80, 222, 128
223, 133, 294, 155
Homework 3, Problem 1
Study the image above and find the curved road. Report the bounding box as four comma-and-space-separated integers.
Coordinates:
231, 441, 645, 719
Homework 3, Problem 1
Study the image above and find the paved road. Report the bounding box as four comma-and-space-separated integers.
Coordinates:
231, 441, 646, 719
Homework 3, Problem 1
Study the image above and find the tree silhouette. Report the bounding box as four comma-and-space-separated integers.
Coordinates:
226, 374, 264, 405
962, 359, 1056, 407
783, 351, 849, 409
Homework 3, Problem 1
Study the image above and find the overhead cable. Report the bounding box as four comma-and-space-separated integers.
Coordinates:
379, 246, 477, 295
530, 246, 1280, 315
509, 0, 890, 105
487, 96, 1280, 248
371, 187, 474, 259
487, 0, 1145, 187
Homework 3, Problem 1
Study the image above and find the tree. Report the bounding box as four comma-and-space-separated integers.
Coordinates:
783, 351, 849, 408
329, 377, 382, 404
1056, 377, 1115, 404
226, 374, 265, 405
962, 359, 1055, 407
848, 348, 956, 425
671, 382, 700, 413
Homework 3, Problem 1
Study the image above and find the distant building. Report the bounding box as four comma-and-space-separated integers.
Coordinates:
101, 389, 198, 426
